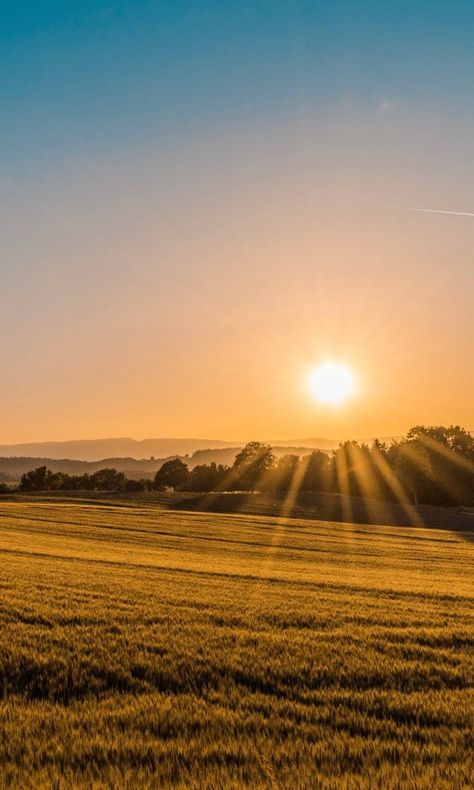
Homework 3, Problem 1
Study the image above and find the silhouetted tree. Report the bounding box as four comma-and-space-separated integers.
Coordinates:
89, 468, 127, 492
154, 458, 189, 490
300, 450, 330, 492
186, 463, 228, 492
265, 454, 299, 493
393, 440, 433, 505
407, 425, 474, 459
400, 425, 474, 505
231, 442, 275, 491
19, 466, 52, 491
125, 478, 149, 492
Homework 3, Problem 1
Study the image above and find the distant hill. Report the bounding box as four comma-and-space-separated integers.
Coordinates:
0, 440, 346, 484
0, 456, 173, 482
0, 438, 237, 462
0, 436, 341, 462
269, 437, 341, 451
0, 444, 332, 483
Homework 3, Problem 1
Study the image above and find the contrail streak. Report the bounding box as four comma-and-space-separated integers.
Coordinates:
407, 207, 474, 217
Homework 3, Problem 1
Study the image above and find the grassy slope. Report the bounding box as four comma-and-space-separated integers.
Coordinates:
0, 500, 473, 788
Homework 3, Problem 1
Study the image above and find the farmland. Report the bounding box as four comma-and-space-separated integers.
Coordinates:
0, 499, 473, 788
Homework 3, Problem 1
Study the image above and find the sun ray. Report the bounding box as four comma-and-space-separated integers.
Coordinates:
370, 446, 425, 527
239, 456, 311, 608
335, 445, 354, 525
405, 434, 474, 505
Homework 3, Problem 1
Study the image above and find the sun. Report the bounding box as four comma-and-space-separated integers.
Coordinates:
308, 362, 356, 405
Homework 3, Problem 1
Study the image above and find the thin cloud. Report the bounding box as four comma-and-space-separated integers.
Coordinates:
407, 207, 474, 217
375, 99, 396, 115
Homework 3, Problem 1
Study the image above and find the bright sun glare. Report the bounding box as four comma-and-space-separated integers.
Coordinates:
309, 362, 356, 405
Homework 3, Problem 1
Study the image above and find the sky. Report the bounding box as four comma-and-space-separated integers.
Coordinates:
1, 1, 474, 443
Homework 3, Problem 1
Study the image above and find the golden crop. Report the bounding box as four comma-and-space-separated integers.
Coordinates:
0, 500, 472, 788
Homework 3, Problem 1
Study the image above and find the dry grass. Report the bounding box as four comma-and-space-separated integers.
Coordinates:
0, 499, 473, 788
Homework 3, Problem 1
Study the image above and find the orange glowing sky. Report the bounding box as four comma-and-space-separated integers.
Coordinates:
1, 4, 473, 444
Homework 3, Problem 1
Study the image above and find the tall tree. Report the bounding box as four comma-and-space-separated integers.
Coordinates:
232, 442, 275, 491
154, 459, 189, 490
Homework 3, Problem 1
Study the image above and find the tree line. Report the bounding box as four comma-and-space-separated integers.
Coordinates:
11, 424, 474, 507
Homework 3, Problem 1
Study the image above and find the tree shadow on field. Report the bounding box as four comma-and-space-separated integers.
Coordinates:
171, 490, 474, 542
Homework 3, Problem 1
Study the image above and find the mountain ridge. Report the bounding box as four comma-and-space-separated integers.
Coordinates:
0, 436, 342, 462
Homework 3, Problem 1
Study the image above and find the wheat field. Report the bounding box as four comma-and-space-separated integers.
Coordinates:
0, 499, 472, 788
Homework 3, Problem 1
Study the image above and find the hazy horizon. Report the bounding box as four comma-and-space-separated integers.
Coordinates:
0, 427, 442, 448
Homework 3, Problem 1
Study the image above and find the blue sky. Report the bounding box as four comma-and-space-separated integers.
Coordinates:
2, 1, 474, 170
